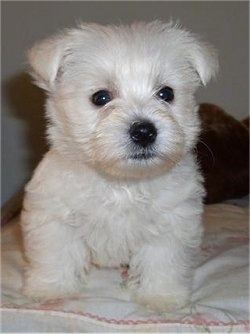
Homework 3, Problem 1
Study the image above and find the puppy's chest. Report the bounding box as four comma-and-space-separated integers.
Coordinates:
74, 183, 165, 266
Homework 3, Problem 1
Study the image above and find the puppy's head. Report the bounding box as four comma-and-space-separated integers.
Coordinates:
28, 21, 218, 179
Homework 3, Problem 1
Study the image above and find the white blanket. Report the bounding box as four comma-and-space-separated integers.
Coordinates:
1, 204, 249, 332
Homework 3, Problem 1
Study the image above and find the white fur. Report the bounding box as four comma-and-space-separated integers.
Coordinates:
21, 21, 218, 312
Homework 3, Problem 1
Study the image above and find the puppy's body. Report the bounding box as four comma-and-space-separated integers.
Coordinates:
21, 21, 218, 311
22, 150, 203, 310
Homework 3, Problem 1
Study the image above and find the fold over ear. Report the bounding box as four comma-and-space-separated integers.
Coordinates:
27, 34, 70, 91
186, 38, 219, 86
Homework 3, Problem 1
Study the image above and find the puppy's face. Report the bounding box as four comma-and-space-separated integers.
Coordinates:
29, 22, 218, 179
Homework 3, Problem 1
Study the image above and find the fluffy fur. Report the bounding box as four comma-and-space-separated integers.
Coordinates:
21, 21, 218, 312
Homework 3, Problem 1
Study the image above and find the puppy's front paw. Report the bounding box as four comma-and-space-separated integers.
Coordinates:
23, 282, 72, 302
23, 268, 86, 301
133, 290, 189, 313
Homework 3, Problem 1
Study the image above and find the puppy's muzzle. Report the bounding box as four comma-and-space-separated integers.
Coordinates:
128, 120, 158, 161
129, 120, 157, 148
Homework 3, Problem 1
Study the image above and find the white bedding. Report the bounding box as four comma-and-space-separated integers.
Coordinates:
1, 203, 249, 332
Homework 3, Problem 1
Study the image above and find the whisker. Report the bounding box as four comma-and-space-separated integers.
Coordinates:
197, 140, 215, 167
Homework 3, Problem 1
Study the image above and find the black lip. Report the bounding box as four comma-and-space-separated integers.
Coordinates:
129, 152, 156, 160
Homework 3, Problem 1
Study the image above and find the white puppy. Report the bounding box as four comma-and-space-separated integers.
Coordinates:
21, 21, 218, 312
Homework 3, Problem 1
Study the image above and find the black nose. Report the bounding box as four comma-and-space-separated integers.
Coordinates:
129, 121, 157, 148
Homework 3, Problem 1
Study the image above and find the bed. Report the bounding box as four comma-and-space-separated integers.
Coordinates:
1, 198, 249, 332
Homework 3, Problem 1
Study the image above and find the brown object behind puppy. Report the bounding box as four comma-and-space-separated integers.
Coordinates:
196, 103, 249, 204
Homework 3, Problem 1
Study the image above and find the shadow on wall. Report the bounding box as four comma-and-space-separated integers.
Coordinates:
2, 73, 48, 219
3, 72, 48, 170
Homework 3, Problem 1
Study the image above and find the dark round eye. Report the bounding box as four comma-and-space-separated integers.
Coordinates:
156, 86, 174, 103
91, 90, 112, 106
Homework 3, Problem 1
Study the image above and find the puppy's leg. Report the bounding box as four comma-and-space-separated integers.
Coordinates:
128, 236, 197, 312
21, 210, 90, 301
